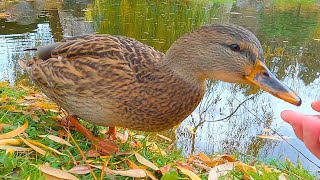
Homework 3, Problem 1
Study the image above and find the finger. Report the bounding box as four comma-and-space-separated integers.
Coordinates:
280, 110, 304, 140
302, 117, 320, 159
311, 100, 320, 112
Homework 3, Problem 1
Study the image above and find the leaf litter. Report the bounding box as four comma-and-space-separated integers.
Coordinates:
0, 82, 316, 179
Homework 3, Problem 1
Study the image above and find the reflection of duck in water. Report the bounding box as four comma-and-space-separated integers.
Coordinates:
20, 24, 301, 154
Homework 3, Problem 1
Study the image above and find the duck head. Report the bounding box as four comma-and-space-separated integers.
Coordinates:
164, 23, 301, 106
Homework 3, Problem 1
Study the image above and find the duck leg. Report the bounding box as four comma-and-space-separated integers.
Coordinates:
107, 127, 117, 140
66, 115, 119, 155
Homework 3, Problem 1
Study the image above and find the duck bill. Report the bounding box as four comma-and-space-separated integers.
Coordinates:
245, 60, 302, 106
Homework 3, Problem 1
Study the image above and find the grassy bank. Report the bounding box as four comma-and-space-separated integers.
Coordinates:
0, 82, 316, 179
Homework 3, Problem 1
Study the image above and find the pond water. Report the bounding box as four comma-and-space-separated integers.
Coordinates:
1, 0, 320, 173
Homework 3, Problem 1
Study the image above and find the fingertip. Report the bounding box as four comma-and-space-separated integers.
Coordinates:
280, 110, 293, 122
311, 100, 320, 112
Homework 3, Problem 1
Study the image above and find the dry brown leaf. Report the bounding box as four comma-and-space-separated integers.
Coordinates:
220, 154, 236, 162
0, 121, 28, 139
156, 134, 172, 142
116, 130, 129, 143
208, 162, 236, 180
111, 169, 147, 178
0, 123, 11, 131
205, 157, 225, 167
125, 159, 141, 169
0, 138, 21, 146
0, 145, 32, 152
160, 164, 172, 174
68, 165, 91, 175
193, 162, 211, 171
134, 152, 159, 171
86, 148, 101, 158
147, 142, 167, 156
197, 152, 211, 162
38, 164, 79, 180
20, 137, 46, 155
177, 166, 201, 180
146, 170, 159, 180
38, 135, 72, 146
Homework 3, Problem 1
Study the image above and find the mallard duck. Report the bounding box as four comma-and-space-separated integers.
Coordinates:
20, 23, 301, 154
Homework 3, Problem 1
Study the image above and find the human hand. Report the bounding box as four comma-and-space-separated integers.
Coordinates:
281, 100, 320, 159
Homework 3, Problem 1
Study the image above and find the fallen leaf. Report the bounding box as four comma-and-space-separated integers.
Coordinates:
0, 121, 28, 139
27, 139, 66, 156
208, 162, 236, 180
125, 159, 141, 169
156, 134, 172, 142
160, 164, 172, 174
38, 164, 79, 180
68, 165, 91, 175
0, 105, 16, 111
86, 148, 101, 157
257, 134, 281, 141
134, 152, 159, 170
116, 130, 129, 143
220, 154, 236, 162
0, 123, 11, 131
0, 145, 32, 152
20, 137, 46, 155
111, 169, 147, 178
279, 173, 288, 180
197, 152, 211, 162
38, 135, 72, 146
177, 166, 201, 180
0, 138, 21, 146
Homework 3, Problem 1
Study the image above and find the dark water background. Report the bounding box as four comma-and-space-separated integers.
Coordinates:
1, 0, 320, 173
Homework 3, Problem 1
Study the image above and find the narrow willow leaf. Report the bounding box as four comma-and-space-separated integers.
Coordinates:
111, 169, 147, 178
156, 134, 172, 142
177, 166, 201, 180
38, 164, 79, 180
68, 165, 91, 175
20, 137, 46, 155
134, 152, 159, 170
0, 121, 28, 139
27, 139, 66, 156
38, 135, 72, 146
0, 145, 32, 152
160, 171, 178, 180
0, 138, 21, 146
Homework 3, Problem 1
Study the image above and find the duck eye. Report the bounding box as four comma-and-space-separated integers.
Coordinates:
230, 44, 241, 52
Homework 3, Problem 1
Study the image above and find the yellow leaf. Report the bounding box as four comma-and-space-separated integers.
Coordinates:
38, 164, 79, 180
177, 166, 201, 180
236, 162, 257, 174
27, 139, 66, 156
208, 162, 236, 180
68, 165, 91, 175
257, 135, 281, 141
197, 152, 211, 162
38, 135, 72, 146
156, 134, 172, 142
0, 81, 9, 88
0, 105, 16, 111
20, 137, 46, 155
111, 169, 147, 178
0, 145, 32, 152
220, 154, 236, 162
0, 138, 21, 146
0, 121, 28, 139
134, 152, 159, 171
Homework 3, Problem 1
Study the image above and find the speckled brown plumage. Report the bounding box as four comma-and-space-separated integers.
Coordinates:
21, 23, 301, 134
